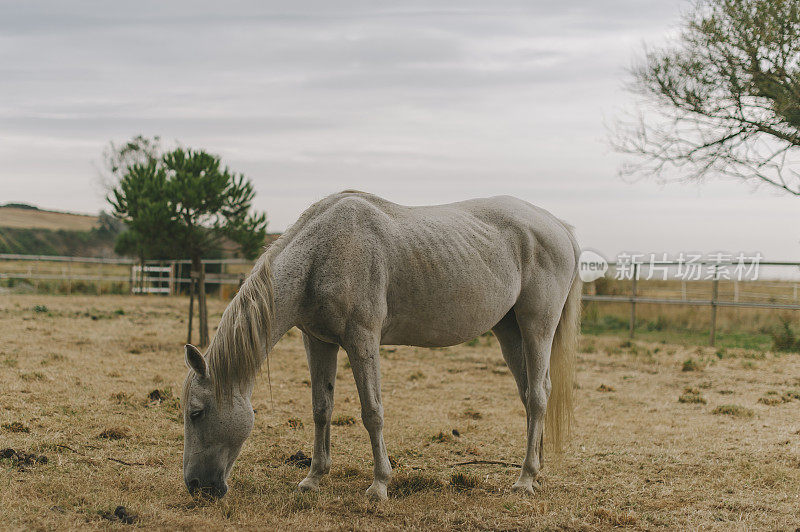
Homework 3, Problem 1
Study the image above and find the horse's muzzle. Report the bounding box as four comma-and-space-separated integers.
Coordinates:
186, 477, 228, 498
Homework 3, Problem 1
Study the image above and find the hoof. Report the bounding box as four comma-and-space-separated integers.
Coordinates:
365, 482, 388, 501
298, 477, 320, 492
510, 479, 540, 495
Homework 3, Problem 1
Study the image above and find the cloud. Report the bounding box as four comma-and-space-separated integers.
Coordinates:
2, 0, 797, 261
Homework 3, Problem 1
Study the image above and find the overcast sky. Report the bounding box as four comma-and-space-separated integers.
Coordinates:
1, 0, 798, 264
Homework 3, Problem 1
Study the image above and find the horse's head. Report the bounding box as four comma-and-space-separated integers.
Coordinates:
182, 344, 254, 498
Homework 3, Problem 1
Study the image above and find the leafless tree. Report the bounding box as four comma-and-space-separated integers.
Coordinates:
612, 0, 800, 197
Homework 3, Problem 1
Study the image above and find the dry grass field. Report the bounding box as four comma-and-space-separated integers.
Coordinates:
0, 207, 98, 231
1, 294, 799, 530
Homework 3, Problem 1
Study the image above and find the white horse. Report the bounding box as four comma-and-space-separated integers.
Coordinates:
182, 190, 581, 500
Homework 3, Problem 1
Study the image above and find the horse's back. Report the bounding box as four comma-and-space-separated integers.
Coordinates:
279, 191, 577, 347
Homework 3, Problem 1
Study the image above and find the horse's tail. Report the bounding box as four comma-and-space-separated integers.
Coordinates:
546, 246, 582, 453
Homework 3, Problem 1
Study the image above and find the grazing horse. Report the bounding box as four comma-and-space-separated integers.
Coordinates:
182, 190, 581, 500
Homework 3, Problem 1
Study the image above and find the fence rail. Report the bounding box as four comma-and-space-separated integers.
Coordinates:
582, 260, 800, 345
0, 253, 250, 296
2, 254, 799, 346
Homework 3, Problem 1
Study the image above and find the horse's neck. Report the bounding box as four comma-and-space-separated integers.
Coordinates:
264, 251, 305, 353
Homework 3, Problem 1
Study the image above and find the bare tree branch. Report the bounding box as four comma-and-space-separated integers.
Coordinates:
612, 0, 800, 197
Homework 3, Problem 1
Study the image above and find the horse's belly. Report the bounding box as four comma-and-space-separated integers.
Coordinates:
380, 286, 517, 347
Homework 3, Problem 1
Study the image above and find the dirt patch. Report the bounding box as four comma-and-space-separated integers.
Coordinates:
285, 450, 311, 468
98, 428, 128, 440
100, 506, 138, 525
0, 448, 48, 468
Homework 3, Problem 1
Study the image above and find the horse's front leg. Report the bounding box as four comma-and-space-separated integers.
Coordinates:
298, 333, 339, 492
343, 329, 392, 501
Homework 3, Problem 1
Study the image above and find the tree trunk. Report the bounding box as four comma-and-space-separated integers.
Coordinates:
192, 256, 209, 347
187, 275, 195, 345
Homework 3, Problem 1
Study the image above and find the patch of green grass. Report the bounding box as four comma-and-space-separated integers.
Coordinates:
679, 388, 707, 404
2, 421, 30, 433
463, 409, 482, 420
98, 427, 128, 440
682, 358, 703, 372
19, 371, 47, 381
32, 304, 48, 313
392, 472, 443, 497
579, 340, 596, 354
581, 324, 773, 351
712, 404, 754, 418
332, 414, 357, 426
449, 471, 480, 491
431, 431, 454, 443
758, 395, 786, 406
784, 390, 800, 400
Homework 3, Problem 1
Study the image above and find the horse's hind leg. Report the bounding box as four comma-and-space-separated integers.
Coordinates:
511, 276, 565, 494
298, 332, 339, 492
341, 327, 392, 501
492, 309, 527, 406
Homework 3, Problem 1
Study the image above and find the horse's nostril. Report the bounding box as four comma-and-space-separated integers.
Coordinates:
214, 483, 228, 498
187, 478, 200, 494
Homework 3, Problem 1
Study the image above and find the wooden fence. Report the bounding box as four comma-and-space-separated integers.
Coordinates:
2, 253, 799, 346
0, 254, 251, 296
583, 260, 800, 346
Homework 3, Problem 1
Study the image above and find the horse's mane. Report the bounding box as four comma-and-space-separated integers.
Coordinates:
203, 192, 361, 401
205, 254, 274, 402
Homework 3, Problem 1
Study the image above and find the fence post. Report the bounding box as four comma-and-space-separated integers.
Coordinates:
710, 266, 719, 346
169, 261, 176, 296
97, 262, 103, 296
629, 263, 638, 338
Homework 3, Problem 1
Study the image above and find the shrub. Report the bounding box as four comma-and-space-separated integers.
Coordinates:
712, 404, 753, 418
771, 317, 800, 352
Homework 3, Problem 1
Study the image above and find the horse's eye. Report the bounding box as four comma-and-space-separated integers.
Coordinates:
189, 410, 204, 421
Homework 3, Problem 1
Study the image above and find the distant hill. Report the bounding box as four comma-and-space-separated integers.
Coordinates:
0, 205, 99, 232
0, 203, 279, 258
0, 205, 117, 257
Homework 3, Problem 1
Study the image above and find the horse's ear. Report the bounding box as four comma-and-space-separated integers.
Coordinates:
184, 344, 208, 379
